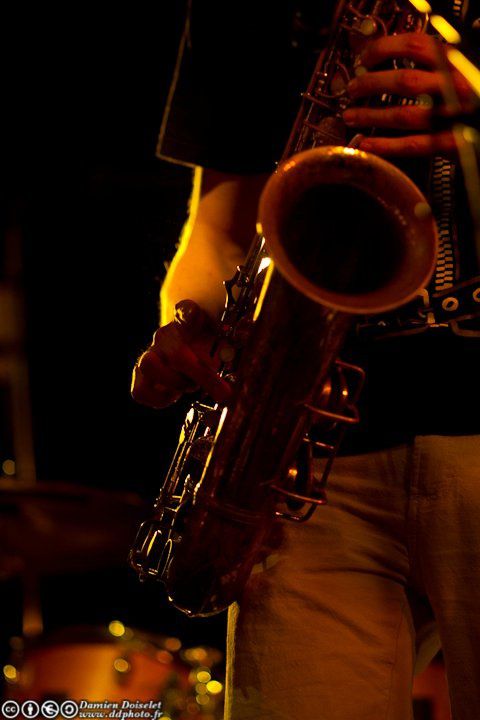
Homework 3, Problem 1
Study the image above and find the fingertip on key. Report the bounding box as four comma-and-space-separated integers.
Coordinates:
354, 64, 368, 77
343, 110, 357, 126
358, 139, 374, 153
346, 78, 358, 96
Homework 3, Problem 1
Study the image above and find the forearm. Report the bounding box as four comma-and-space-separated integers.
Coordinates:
160, 167, 268, 325
160, 222, 247, 324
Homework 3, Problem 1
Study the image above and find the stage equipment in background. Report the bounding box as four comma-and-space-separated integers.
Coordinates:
3, 624, 224, 720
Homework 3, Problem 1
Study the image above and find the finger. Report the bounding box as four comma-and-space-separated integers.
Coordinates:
152, 324, 217, 373
173, 299, 215, 341
154, 307, 219, 370
169, 343, 232, 404
131, 365, 182, 409
347, 69, 442, 100
137, 350, 197, 393
151, 326, 230, 402
360, 33, 444, 70
358, 131, 457, 157
343, 105, 432, 130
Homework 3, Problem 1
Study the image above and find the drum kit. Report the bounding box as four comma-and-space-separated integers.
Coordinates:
0, 225, 225, 719
3, 624, 224, 720
0, 481, 224, 720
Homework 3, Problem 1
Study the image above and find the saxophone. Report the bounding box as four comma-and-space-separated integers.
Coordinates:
129, 0, 438, 617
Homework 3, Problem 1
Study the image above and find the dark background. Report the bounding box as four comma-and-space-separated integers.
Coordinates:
2, 4, 227, 657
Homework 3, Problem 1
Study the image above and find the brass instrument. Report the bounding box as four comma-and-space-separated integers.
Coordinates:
129, 0, 438, 617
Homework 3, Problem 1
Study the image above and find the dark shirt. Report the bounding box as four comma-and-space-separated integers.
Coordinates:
157, 0, 480, 445
157, 1, 327, 172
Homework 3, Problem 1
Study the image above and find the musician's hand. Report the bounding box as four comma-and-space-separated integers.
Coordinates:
343, 33, 477, 157
131, 300, 232, 409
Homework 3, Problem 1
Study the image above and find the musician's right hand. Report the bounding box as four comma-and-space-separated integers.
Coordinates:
131, 299, 232, 409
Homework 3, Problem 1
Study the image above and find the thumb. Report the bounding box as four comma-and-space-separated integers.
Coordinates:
173, 300, 216, 341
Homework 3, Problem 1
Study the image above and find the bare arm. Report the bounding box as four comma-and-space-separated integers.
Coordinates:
131, 167, 268, 408
160, 167, 268, 324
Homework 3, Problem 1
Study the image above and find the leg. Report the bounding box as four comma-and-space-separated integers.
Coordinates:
410, 434, 480, 719
225, 445, 418, 720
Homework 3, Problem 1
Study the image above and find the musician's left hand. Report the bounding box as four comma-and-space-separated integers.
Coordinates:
343, 33, 477, 157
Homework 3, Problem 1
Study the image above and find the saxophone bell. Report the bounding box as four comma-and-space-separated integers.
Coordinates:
259, 146, 437, 316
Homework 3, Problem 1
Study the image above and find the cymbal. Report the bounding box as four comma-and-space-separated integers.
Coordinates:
0, 481, 147, 576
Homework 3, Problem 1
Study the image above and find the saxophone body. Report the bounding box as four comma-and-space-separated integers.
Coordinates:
129, 0, 438, 617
